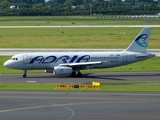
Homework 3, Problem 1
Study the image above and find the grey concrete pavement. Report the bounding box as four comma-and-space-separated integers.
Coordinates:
0, 91, 160, 120
0, 72, 160, 84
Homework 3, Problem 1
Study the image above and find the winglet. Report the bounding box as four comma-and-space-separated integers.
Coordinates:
125, 27, 151, 53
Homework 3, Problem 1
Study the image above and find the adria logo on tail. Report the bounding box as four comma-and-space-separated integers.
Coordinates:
135, 34, 148, 48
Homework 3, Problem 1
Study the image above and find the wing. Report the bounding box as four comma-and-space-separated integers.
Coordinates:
58, 61, 106, 70
69, 61, 102, 66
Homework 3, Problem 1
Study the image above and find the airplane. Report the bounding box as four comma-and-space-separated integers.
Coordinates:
4, 27, 155, 78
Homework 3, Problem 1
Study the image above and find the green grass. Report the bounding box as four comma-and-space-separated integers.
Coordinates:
0, 84, 56, 90
0, 81, 160, 91
0, 27, 160, 48
0, 16, 160, 26
1, 56, 160, 74
0, 16, 160, 49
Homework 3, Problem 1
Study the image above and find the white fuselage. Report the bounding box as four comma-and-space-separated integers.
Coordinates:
4, 51, 154, 70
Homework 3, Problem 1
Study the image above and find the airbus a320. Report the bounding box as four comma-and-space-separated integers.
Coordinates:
4, 27, 155, 78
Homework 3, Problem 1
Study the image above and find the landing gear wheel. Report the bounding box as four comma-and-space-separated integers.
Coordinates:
23, 74, 27, 78
76, 72, 82, 77
71, 72, 76, 77
23, 70, 27, 78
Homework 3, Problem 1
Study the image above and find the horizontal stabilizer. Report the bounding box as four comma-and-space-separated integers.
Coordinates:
135, 54, 149, 58
135, 54, 155, 58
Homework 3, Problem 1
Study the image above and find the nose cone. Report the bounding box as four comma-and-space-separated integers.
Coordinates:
4, 60, 15, 69
4, 61, 10, 68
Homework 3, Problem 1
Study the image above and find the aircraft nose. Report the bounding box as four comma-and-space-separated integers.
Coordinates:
4, 61, 9, 68
4, 61, 12, 68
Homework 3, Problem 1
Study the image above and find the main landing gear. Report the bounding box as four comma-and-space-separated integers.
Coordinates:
23, 70, 27, 78
71, 71, 82, 77
76, 72, 82, 77
22, 70, 82, 78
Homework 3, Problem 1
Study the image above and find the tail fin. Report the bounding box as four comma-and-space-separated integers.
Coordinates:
125, 27, 151, 53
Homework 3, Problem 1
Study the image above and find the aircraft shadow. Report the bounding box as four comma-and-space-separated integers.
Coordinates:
25, 72, 160, 80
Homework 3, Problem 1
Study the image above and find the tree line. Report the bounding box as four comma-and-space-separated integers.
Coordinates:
0, 0, 160, 16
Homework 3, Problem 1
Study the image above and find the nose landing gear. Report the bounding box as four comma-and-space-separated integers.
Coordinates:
23, 70, 27, 78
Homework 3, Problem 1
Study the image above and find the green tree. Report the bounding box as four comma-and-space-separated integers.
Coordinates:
65, 0, 72, 6
137, 0, 154, 3
32, 0, 45, 3
60, 0, 66, 4
0, 0, 10, 8
125, 0, 135, 5
110, 0, 123, 6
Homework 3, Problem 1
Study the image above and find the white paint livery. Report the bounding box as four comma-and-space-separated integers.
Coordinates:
4, 27, 155, 78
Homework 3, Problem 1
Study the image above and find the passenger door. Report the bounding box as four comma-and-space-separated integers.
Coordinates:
23, 54, 28, 64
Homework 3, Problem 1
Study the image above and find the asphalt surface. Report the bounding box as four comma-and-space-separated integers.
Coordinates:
0, 72, 160, 84
1, 72, 160, 120
0, 25, 160, 28
0, 91, 160, 120
0, 48, 160, 56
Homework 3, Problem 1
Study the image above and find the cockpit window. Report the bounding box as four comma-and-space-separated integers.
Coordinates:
10, 58, 18, 60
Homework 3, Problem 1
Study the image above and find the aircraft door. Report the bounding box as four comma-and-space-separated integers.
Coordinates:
123, 53, 128, 63
23, 54, 28, 64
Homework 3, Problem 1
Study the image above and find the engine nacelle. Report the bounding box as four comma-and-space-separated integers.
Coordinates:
45, 69, 53, 73
54, 66, 72, 75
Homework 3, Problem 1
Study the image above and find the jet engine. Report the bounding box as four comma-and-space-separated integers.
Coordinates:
54, 66, 72, 75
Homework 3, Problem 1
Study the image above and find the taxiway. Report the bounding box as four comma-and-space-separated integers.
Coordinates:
0, 91, 160, 120
0, 72, 160, 84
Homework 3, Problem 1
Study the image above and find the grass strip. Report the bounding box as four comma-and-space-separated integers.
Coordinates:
0, 27, 159, 49
0, 84, 56, 90
0, 83, 160, 92
0, 16, 160, 26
